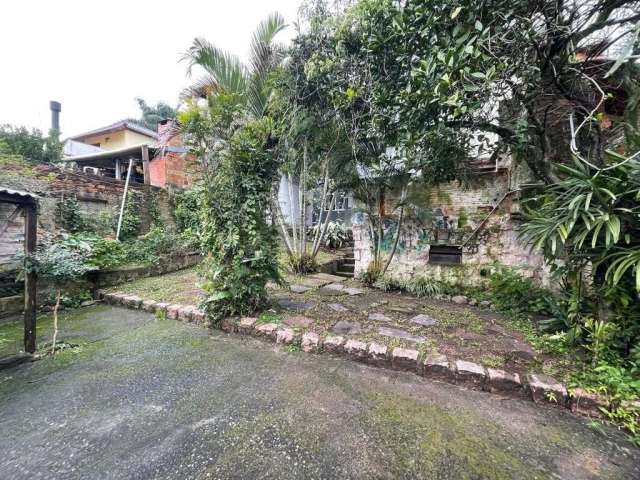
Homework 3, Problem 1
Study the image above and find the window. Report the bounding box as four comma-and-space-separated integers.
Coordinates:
429, 245, 462, 265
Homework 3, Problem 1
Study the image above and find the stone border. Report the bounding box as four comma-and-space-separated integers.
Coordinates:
99, 290, 609, 419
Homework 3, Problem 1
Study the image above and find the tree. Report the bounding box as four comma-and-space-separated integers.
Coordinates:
24, 237, 96, 353
130, 98, 177, 131
0, 124, 62, 163
182, 12, 287, 118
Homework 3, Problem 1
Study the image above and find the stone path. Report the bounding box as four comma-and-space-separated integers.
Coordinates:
378, 327, 427, 344
1, 306, 637, 479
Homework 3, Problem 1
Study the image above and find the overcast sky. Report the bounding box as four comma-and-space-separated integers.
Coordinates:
0, 0, 302, 138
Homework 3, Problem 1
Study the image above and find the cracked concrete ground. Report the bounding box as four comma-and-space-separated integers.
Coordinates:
0, 305, 638, 479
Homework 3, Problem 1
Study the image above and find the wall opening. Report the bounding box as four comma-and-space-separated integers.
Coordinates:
429, 245, 462, 265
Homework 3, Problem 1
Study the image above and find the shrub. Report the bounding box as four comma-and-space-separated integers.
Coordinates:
404, 275, 442, 298
488, 266, 549, 316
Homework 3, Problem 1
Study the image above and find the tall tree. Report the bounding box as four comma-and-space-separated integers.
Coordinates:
182, 12, 287, 118
131, 98, 177, 131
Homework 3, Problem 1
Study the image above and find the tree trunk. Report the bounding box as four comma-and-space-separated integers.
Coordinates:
52, 289, 61, 354
312, 194, 337, 258
312, 161, 330, 255
382, 186, 408, 275
287, 173, 298, 255
300, 143, 308, 255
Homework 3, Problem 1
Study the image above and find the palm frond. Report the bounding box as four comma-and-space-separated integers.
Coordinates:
182, 37, 248, 96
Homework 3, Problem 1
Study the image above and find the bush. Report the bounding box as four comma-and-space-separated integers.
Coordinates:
488, 266, 549, 316
372, 274, 442, 297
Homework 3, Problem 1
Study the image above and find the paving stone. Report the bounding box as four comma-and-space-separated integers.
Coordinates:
479, 300, 491, 308
451, 295, 468, 305
310, 273, 345, 283
368, 312, 392, 322
506, 342, 537, 362
325, 283, 345, 291
296, 277, 331, 288
323, 335, 345, 354
289, 284, 310, 294
283, 315, 314, 328
277, 299, 314, 311
276, 327, 296, 345
570, 388, 607, 418
328, 303, 348, 312
391, 347, 419, 372
166, 304, 182, 320
141, 300, 157, 312
344, 339, 368, 360
378, 327, 426, 344
332, 320, 362, 335
367, 342, 389, 367
178, 306, 196, 322
455, 360, 486, 390
485, 368, 523, 396
238, 317, 257, 334
469, 298, 478, 306
410, 314, 438, 327
527, 373, 568, 406
345, 287, 364, 296
254, 323, 278, 340
422, 353, 454, 381
221, 317, 238, 333
316, 287, 347, 297
301, 332, 321, 353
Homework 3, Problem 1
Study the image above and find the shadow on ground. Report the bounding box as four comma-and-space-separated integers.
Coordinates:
0, 305, 637, 479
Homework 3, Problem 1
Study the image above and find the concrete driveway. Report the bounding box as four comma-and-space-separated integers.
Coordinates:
0, 305, 638, 479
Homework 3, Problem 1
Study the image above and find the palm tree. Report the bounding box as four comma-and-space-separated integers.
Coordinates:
182, 12, 286, 118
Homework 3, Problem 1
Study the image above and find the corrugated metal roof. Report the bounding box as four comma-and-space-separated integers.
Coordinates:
0, 187, 40, 201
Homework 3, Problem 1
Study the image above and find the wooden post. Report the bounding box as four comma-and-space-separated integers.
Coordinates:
115, 159, 122, 180
141, 145, 150, 185
23, 203, 37, 354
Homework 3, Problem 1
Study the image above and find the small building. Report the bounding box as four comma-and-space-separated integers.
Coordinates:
63, 119, 198, 189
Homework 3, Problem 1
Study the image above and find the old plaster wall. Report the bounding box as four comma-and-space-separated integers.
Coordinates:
352, 169, 547, 287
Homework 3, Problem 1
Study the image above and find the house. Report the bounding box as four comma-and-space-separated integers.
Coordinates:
63, 119, 198, 189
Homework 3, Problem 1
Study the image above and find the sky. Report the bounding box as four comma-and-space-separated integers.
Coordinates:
0, 0, 302, 138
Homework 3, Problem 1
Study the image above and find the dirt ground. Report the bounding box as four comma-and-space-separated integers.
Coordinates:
103, 268, 575, 380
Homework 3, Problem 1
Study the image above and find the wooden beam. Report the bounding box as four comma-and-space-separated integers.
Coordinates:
115, 159, 122, 180
141, 145, 150, 185
23, 204, 37, 354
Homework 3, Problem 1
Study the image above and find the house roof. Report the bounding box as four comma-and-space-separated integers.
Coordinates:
0, 187, 40, 204
67, 120, 159, 141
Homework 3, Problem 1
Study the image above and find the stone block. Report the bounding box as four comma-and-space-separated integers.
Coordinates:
276, 327, 296, 345
391, 347, 419, 372
123, 295, 143, 309
141, 300, 157, 312
238, 317, 257, 334
455, 360, 486, 390
485, 368, 523, 396
451, 295, 468, 305
527, 374, 568, 406
570, 388, 607, 418
112, 293, 129, 305
422, 353, 454, 381
323, 335, 345, 354
178, 306, 195, 322
344, 339, 368, 360
254, 322, 278, 340
192, 309, 207, 325
301, 332, 321, 353
367, 342, 389, 367
221, 317, 238, 333
166, 304, 182, 320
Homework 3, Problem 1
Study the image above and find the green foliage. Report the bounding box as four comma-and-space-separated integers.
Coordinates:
372, 274, 442, 298
116, 191, 141, 240
0, 124, 61, 163
287, 253, 317, 274
487, 266, 549, 317
172, 188, 203, 245
316, 220, 349, 249
198, 117, 282, 325
130, 97, 177, 131
57, 196, 89, 233
24, 236, 96, 286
